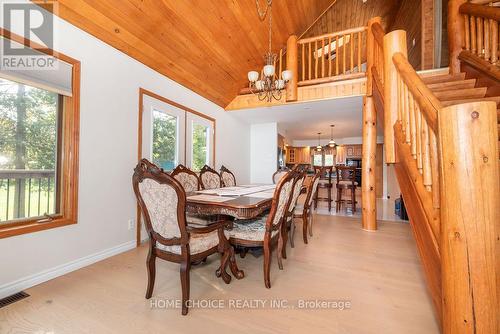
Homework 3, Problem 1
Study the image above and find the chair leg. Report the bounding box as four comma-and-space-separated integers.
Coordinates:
145, 246, 156, 299
328, 186, 332, 212
314, 187, 319, 209
302, 214, 308, 244
281, 219, 288, 260
351, 187, 356, 213
240, 248, 248, 258
336, 188, 341, 212
277, 232, 284, 270
180, 257, 190, 315
263, 242, 272, 289
309, 210, 313, 237
290, 220, 296, 248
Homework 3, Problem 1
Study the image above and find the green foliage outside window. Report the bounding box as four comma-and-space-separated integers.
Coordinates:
191, 124, 208, 171
152, 110, 177, 171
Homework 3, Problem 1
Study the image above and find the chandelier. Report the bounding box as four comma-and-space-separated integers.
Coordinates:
247, 0, 292, 102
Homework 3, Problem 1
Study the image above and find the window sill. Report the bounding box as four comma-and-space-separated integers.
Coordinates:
0, 218, 77, 239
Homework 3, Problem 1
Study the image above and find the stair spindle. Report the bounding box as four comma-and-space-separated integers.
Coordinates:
358, 31, 362, 72
491, 19, 498, 63
409, 93, 417, 157
336, 35, 339, 75
416, 107, 423, 172
302, 43, 305, 81
315, 39, 318, 79
422, 119, 432, 191
465, 14, 471, 51
477, 17, 484, 56
328, 36, 332, 77
471, 16, 477, 54
350, 33, 354, 72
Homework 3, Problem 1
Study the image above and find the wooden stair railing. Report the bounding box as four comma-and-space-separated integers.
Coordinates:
369, 18, 499, 333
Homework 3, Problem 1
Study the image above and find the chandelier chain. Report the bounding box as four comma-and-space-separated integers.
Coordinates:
255, 0, 272, 21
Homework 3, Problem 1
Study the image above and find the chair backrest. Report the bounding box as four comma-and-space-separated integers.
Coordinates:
272, 167, 290, 184
305, 171, 321, 209
199, 165, 222, 189
220, 165, 236, 187
132, 159, 187, 246
265, 170, 295, 232
336, 166, 356, 186
287, 170, 306, 215
314, 165, 333, 185
171, 164, 200, 193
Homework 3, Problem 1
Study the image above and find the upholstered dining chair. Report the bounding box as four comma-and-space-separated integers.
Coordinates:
220, 165, 236, 187
199, 165, 222, 190
335, 165, 358, 213
171, 164, 200, 192
272, 167, 290, 184
132, 159, 233, 315
292, 171, 320, 245
226, 170, 296, 289
284, 170, 306, 249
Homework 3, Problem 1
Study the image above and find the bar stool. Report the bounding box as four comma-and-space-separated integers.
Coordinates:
335, 166, 358, 213
313, 166, 334, 211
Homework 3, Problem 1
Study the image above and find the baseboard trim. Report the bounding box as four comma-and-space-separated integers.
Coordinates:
0, 240, 136, 299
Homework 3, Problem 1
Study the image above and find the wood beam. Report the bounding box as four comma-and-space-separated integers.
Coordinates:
448, 0, 467, 74
286, 35, 299, 102
361, 96, 377, 231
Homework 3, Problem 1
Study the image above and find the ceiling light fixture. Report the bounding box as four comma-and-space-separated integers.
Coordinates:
328, 124, 337, 147
316, 132, 322, 152
247, 0, 292, 102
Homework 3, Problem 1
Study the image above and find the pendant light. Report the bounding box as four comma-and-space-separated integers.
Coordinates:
316, 132, 322, 152
328, 124, 336, 147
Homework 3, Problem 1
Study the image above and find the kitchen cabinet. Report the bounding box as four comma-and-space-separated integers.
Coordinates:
286, 146, 311, 164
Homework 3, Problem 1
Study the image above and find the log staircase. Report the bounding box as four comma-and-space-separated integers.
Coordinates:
365, 1, 499, 333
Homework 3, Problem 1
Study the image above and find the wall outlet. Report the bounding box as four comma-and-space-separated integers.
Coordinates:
128, 219, 135, 230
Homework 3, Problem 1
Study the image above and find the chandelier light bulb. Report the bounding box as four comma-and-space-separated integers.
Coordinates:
275, 79, 285, 90
255, 80, 264, 90
282, 70, 292, 81
263, 64, 275, 77
248, 71, 259, 82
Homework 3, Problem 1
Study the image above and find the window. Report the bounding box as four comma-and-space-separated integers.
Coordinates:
0, 31, 80, 238
186, 113, 214, 172
152, 110, 178, 171
324, 154, 334, 166
313, 154, 322, 166
0, 79, 61, 222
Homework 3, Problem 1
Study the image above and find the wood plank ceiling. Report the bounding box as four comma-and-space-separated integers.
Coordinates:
40, 0, 333, 107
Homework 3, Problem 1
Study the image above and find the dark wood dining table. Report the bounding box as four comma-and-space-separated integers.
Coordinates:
185, 185, 275, 283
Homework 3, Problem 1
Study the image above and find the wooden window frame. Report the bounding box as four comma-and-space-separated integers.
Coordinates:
0, 29, 80, 239
137, 88, 216, 246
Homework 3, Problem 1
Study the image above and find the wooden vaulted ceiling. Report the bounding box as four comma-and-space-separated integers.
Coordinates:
40, 0, 333, 107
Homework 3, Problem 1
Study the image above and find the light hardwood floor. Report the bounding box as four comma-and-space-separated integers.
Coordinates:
0, 216, 439, 334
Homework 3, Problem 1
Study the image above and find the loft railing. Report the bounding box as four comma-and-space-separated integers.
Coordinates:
297, 26, 367, 86
0, 170, 56, 222
241, 25, 369, 101
367, 14, 499, 333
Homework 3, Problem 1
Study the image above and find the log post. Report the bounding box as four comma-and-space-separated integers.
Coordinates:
362, 96, 377, 231
438, 101, 499, 334
286, 35, 298, 102
366, 17, 382, 96
448, 0, 467, 74
383, 30, 407, 164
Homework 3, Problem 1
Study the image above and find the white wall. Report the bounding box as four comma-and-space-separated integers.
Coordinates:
292, 136, 384, 147
250, 123, 278, 184
0, 8, 250, 297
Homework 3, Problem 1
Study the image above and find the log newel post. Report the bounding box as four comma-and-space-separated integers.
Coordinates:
383, 30, 407, 164
448, 0, 467, 74
286, 35, 298, 102
362, 96, 377, 231
366, 17, 382, 97
438, 101, 499, 334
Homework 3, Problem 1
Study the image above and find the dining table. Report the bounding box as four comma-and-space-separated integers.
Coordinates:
185, 184, 276, 283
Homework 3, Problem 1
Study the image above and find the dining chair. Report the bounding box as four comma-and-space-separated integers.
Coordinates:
132, 159, 234, 315
171, 164, 200, 192
284, 170, 306, 248
335, 165, 358, 213
220, 165, 236, 187
272, 167, 290, 184
313, 166, 334, 211
292, 171, 320, 244
171, 164, 218, 227
226, 170, 295, 289
199, 165, 222, 189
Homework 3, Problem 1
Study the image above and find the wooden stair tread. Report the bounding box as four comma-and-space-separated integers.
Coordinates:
428, 79, 477, 92
440, 96, 500, 107
421, 72, 466, 85
434, 87, 487, 101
